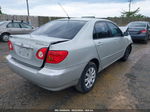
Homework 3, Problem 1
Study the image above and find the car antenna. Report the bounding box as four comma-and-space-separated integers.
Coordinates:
58, 3, 70, 19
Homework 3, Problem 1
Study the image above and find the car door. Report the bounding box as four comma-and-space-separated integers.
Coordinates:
20, 22, 33, 34
106, 21, 125, 57
93, 21, 124, 69
7, 22, 22, 35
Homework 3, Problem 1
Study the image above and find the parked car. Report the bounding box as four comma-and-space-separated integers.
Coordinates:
6, 18, 132, 93
0, 21, 34, 42
127, 21, 150, 43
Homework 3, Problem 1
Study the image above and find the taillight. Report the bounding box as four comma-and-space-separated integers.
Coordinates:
140, 29, 147, 33
8, 40, 13, 50
46, 50, 68, 64
36, 48, 47, 60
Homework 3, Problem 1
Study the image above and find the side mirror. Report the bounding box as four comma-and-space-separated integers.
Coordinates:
123, 31, 129, 36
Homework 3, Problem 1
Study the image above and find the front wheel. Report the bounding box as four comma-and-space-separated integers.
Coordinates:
75, 62, 97, 93
1, 33, 10, 42
120, 45, 132, 61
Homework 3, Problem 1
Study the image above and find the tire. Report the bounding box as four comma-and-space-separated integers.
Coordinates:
121, 45, 132, 61
143, 35, 149, 44
143, 39, 148, 44
75, 62, 97, 93
1, 33, 10, 42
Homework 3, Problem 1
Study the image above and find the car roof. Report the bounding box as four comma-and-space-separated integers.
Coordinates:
57, 17, 113, 22
0, 21, 10, 23
0, 20, 29, 24
129, 21, 149, 24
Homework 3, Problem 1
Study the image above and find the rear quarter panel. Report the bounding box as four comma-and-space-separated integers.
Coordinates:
45, 20, 101, 71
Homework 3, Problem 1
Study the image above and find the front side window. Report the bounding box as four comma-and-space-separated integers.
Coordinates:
7, 23, 13, 28
107, 22, 122, 37
93, 22, 110, 39
32, 20, 86, 39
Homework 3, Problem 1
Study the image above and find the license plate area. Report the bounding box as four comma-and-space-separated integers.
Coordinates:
15, 45, 33, 59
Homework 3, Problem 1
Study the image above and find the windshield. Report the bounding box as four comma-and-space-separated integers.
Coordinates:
129, 22, 146, 28
32, 20, 87, 39
0, 21, 5, 26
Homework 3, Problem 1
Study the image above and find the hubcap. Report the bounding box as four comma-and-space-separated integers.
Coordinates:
3, 35, 9, 42
84, 67, 96, 89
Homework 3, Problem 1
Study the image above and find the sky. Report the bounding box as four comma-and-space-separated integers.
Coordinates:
0, 0, 150, 17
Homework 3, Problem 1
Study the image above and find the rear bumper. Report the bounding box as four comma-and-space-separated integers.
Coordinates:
6, 55, 85, 91
130, 35, 147, 41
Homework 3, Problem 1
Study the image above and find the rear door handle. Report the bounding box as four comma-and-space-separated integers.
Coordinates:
97, 42, 103, 46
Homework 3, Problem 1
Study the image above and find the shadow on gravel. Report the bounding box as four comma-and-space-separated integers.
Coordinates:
132, 40, 150, 44
125, 54, 150, 109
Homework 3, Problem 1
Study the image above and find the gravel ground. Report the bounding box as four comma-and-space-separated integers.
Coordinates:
0, 41, 150, 111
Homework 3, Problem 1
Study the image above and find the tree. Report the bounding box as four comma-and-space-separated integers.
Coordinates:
121, 7, 143, 17
121, 0, 145, 18
0, 6, 3, 15
0, 6, 2, 14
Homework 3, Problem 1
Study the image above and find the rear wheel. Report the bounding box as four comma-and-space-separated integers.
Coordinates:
143, 35, 149, 44
1, 33, 10, 42
75, 62, 97, 93
121, 45, 132, 61
143, 39, 148, 44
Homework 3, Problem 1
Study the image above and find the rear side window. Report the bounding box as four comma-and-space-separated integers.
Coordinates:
32, 20, 86, 39
7, 22, 20, 28
7, 23, 13, 28
93, 22, 110, 39
107, 22, 122, 37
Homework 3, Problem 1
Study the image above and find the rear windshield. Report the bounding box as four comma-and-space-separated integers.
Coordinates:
129, 22, 146, 28
32, 20, 87, 39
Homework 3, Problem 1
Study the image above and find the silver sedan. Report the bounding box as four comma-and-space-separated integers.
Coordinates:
0, 21, 34, 42
6, 18, 132, 93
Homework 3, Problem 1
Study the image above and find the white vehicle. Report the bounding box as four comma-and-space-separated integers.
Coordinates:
0, 21, 34, 42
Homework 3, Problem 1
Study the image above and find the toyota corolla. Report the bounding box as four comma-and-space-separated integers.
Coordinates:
6, 18, 132, 93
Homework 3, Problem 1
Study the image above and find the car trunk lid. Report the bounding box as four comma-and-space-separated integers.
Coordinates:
9, 34, 69, 68
128, 27, 146, 35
